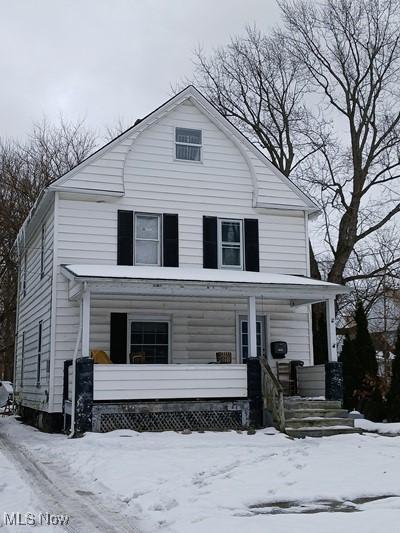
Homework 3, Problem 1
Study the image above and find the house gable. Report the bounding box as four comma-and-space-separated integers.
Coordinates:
52, 86, 318, 214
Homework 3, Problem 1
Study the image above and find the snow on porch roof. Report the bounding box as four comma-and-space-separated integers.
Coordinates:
62, 265, 349, 293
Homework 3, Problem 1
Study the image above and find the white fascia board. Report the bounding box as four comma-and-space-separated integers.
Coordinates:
61, 265, 350, 301
67, 279, 346, 301
48, 185, 124, 196
255, 201, 321, 216
61, 264, 348, 290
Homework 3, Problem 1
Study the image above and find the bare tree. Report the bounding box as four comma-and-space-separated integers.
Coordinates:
194, 3, 400, 286
280, 0, 400, 285
192, 1, 400, 360
192, 27, 327, 179
0, 119, 96, 379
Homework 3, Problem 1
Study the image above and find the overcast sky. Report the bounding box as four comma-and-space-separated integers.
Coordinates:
0, 0, 281, 140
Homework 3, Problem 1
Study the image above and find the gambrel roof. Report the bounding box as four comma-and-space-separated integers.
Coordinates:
50, 85, 319, 215
16, 85, 320, 249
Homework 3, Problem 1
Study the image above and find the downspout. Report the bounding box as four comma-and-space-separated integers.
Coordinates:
12, 239, 22, 411
69, 284, 84, 438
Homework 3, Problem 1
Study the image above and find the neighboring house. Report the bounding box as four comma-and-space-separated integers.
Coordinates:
14, 86, 348, 434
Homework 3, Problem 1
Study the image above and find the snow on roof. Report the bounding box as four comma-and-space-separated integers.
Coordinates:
63, 264, 348, 292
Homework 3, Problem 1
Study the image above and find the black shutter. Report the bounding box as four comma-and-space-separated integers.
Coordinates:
110, 313, 127, 363
244, 219, 259, 272
203, 216, 218, 269
163, 214, 179, 267
117, 210, 133, 265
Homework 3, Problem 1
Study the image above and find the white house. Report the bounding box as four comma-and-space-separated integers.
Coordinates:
13, 86, 350, 435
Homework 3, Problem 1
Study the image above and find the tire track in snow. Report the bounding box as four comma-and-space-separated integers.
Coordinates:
0, 433, 141, 533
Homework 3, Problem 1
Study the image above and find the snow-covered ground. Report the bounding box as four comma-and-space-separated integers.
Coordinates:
0, 432, 60, 532
355, 418, 400, 435
1, 417, 400, 533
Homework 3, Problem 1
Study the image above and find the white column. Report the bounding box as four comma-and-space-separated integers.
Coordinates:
248, 295, 257, 359
81, 288, 91, 358
326, 297, 338, 362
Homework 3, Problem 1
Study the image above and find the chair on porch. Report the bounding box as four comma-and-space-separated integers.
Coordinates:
216, 352, 232, 364
90, 350, 112, 364
276, 361, 294, 395
130, 352, 146, 364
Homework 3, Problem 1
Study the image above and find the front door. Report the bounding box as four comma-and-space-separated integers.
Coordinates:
239, 316, 266, 362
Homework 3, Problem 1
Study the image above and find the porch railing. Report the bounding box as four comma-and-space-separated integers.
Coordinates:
93, 364, 248, 401
260, 357, 285, 431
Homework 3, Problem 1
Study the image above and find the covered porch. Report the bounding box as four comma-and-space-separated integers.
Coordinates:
61, 265, 349, 433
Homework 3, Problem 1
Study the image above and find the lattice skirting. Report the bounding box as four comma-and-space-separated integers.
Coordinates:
92, 400, 250, 433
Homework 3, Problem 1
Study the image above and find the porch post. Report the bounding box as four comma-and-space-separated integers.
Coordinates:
81, 287, 91, 358
326, 297, 338, 362
248, 295, 257, 359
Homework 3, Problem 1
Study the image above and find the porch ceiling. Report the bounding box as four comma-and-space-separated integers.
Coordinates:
61, 265, 350, 304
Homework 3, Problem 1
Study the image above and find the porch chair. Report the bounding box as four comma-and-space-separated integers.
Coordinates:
276, 361, 294, 395
216, 351, 232, 364
130, 352, 146, 364
90, 350, 112, 364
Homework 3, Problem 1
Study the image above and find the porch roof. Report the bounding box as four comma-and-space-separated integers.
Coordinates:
61, 265, 349, 304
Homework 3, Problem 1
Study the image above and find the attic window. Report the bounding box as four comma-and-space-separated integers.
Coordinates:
175, 128, 202, 161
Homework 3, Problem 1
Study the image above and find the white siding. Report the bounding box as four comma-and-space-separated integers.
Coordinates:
15, 203, 54, 410
93, 364, 247, 401
60, 140, 129, 193
49, 98, 311, 412
297, 365, 326, 397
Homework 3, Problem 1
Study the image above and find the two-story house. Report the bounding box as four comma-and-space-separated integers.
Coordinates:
14, 86, 349, 435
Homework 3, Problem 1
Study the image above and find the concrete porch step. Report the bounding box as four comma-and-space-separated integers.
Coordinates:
285, 417, 354, 429
284, 408, 349, 419
286, 426, 362, 438
284, 399, 342, 410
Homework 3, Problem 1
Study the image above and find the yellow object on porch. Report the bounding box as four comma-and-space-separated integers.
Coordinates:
91, 350, 112, 364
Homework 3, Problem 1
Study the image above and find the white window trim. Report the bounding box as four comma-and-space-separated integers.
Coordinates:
218, 218, 244, 270
174, 127, 203, 163
134, 213, 162, 266
126, 316, 172, 364
236, 313, 270, 363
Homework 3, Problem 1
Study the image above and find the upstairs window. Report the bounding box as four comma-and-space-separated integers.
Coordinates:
203, 217, 259, 272
218, 219, 243, 269
117, 211, 179, 267
175, 128, 202, 161
135, 213, 161, 266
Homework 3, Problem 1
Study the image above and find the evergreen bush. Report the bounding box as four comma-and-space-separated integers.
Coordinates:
387, 325, 400, 422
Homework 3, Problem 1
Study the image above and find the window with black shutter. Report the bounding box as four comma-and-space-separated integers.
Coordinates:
163, 214, 179, 267
117, 211, 179, 267
117, 211, 133, 265
203, 216, 218, 269
244, 219, 260, 272
203, 217, 259, 271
